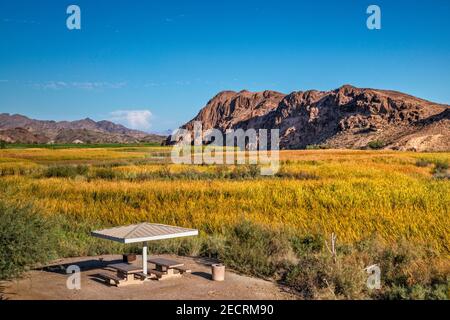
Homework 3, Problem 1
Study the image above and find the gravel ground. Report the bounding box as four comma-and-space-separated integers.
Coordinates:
1, 254, 297, 300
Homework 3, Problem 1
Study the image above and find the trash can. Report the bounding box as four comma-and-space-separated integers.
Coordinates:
211, 264, 225, 281
123, 253, 136, 263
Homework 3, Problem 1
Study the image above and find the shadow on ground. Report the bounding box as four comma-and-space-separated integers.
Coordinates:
38, 258, 123, 274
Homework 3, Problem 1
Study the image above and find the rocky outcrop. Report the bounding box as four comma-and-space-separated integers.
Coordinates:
182, 90, 285, 131
174, 85, 449, 151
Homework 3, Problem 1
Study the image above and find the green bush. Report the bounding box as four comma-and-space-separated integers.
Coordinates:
290, 234, 324, 255
415, 159, 449, 179
433, 160, 449, 172
0, 202, 57, 280
367, 140, 385, 150
306, 144, 329, 150
432, 160, 449, 177
415, 159, 432, 167
219, 220, 291, 277
44, 165, 88, 178
0, 141, 6, 149
284, 255, 330, 299
92, 168, 116, 180
276, 170, 319, 180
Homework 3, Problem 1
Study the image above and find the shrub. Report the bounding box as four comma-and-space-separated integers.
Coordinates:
285, 255, 333, 298
228, 165, 260, 180
0, 141, 6, 149
0, 202, 57, 280
306, 144, 329, 150
415, 159, 431, 167
367, 140, 385, 150
290, 234, 324, 255
284, 240, 367, 299
219, 220, 291, 277
44, 165, 88, 178
354, 237, 450, 300
432, 160, 449, 174
92, 168, 116, 180
276, 170, 319, 180
430, 160, 449, 180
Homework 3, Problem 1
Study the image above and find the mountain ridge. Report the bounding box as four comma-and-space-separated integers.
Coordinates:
175, 85, 449, 151
0, 113, 166, 144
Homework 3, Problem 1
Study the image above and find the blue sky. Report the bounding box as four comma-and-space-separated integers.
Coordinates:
1, 0, 449, 132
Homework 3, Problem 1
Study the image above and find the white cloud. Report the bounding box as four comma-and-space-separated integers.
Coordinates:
72, 82, 127, 90
33, 81, 126, 90
109, 110, 153, 131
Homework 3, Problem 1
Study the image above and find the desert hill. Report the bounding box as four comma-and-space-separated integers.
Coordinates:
0, 114, 165, 144
175, 85, 449, 151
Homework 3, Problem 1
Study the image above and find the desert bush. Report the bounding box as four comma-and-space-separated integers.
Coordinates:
0, 163, 41, 177
432, 160, 449, 179
44, 165, 88, 178
0, 202, 57, 280
276, 170, 319, 180
367, 140, 385, 150
282, 235, 450, 300
227, 165, 260, 180
93, 161, 130, 168
415, 158, 432, 167
360, 239, 450, 300
432, 160, 449, 172
92, 168, 117, 180
290, 234, 324, 255
284, 255, 330, 298
284, 237, 367, 299
218, 220, 291, 277
306, 144, 329, 150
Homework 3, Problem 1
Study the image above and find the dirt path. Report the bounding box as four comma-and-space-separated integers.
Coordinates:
1, 254, 297, 300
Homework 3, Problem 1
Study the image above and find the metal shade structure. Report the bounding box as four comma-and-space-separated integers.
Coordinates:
91, 223, 198, 275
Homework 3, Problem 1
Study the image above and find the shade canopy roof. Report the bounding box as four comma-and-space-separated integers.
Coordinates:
91, 223, 198, 244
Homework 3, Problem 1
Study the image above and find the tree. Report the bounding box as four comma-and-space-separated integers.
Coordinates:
0, 140, 6, 149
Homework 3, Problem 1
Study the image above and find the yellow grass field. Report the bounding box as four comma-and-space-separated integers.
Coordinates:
0, 147, 449, 254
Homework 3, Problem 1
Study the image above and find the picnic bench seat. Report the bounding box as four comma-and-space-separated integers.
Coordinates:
134, 272, 154, 280
173, 266, 191, 274
148, 269, 166, 278
97, 272, 122, 286
148, 268, 184, 280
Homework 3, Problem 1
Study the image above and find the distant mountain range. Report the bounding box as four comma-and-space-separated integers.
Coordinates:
3, 85, 449, 150
173, 85, 449, 152
0, 114, 166, 144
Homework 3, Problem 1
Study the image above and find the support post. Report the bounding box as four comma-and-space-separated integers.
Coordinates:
142, 241, 148, 275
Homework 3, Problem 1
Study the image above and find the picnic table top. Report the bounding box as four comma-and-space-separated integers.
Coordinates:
108, 263, 143, 273
147, 257, 184, 268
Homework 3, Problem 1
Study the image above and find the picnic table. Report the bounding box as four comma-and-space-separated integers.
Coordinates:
108, 262, 143, 282
147, 257, 191, 279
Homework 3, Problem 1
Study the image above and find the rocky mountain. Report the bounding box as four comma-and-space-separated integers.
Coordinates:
0, 127, 49, 144
0, 114, 166, 144
173, 85, 449, 151
182, 90, 286, 131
